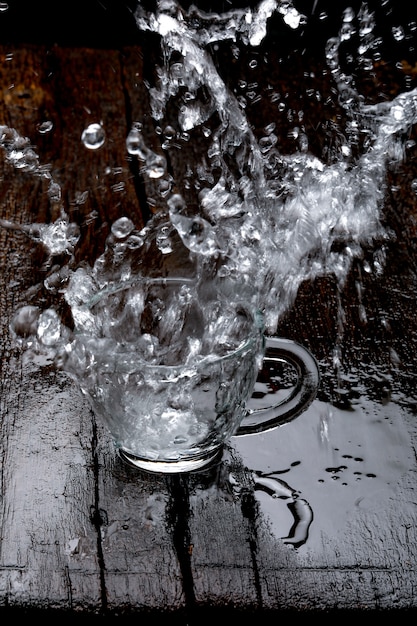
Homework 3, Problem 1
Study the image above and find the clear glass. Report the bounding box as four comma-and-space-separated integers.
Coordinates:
66, 278, 319, 473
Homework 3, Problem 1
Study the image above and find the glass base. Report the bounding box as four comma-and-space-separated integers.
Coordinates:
117, 447, 222, 474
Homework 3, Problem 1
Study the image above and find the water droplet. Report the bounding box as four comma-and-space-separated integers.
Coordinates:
10, 305, 40, 339
158, 177, 173, 197
126, 234, 144, 250
392, 25, 405, 41
163, 125, 176, 140
111, 181, 126, 193
37, 308, 64, 346
282, 7, 302, 29
126, 126, 149, 158
146, 153, 167, 179
111, 217, 135, 239
343, 7, 355, 23
37, 120, 53, 134
359, 16, 374, 36
81, 123, 105, 150
340, 23, 355, 41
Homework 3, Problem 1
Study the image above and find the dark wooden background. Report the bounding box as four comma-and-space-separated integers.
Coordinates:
0, 1, 417, 622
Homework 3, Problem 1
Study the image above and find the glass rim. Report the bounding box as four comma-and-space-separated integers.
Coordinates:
85, 275, 198, 309
79, 275, 265, 371
79, 313, 265, 375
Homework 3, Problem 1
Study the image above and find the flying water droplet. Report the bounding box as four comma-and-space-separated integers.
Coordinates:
111, 217, 135, 239
81, 123, 106, 150
37, 120, 53, 134
392, 25, 405, 42
10, 305, 41, 341
37, 308, 65, 347
146, 153, 167, 179
126, 125, 149, 158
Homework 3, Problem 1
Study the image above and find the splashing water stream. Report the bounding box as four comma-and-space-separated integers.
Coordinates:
0, 1, 416, 428
3, 0, 415, 369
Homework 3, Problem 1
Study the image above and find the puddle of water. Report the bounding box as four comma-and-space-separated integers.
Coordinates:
232, 395, 415, 550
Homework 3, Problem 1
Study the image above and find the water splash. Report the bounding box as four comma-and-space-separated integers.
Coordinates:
0, 125, 79, 261
1, 1, 416, 384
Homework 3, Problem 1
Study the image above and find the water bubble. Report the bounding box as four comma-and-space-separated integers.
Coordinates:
81, 123, 105, 150
0, 2, 8, 12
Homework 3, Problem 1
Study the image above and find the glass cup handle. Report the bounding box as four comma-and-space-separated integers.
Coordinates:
236, 336, 320, 436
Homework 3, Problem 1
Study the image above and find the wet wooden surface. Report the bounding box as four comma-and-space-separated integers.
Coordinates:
0, 3, 417, 623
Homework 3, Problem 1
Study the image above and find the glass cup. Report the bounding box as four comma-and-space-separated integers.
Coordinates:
64, 277, 319, 473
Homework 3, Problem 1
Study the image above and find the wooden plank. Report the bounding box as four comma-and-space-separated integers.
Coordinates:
0, 46, 100, 611
95, 434, 186, 615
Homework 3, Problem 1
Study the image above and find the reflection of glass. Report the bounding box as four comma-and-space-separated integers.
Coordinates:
64, 278, 319, 473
